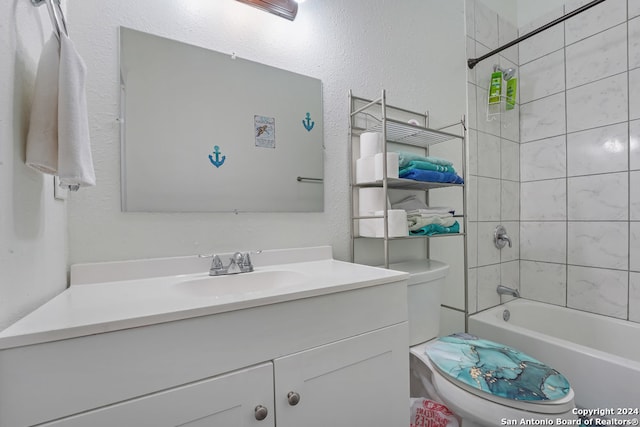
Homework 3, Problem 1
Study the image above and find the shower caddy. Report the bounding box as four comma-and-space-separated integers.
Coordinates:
348, 89, 469, 328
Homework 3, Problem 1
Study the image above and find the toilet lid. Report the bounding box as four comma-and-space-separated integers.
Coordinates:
426, 333, 571, 402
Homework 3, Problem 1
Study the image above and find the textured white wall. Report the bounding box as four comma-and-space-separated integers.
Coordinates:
67, 0, 468, 264
0, 0, 68, 330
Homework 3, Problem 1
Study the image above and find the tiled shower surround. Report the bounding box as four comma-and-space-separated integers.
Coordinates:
465, 0, 521, 314
468, 0, 640, 323
519, 0, 640, 323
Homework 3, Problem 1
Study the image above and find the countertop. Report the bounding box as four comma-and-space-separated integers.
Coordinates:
0, 247, 408, 349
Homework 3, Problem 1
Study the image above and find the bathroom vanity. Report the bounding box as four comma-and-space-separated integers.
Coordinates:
0, 247, 409, 426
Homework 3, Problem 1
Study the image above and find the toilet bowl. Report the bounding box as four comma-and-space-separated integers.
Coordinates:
390, 260, 578, 427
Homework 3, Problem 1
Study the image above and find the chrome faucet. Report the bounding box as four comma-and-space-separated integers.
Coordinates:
494, 225, 512, 249
210, 252, 254, 276
497, 285, 520, 298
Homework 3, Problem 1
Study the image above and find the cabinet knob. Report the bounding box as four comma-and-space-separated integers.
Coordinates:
287, 391, 300, 406
254, 405, 268, 421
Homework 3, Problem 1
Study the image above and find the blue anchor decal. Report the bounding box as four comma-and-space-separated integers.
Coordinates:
302, 112, 315, 132
208, 145, 226, 168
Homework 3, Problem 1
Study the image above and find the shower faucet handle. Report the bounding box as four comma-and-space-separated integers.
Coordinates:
494, 225, 512, 249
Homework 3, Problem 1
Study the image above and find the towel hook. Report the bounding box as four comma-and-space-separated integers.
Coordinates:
31, 0, 68, 40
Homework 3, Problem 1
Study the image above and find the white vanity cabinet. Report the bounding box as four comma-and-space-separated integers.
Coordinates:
40, 323, 406, 427
42, 363, 276, 427
274, 323, 407, 427
0, 270, 409, 427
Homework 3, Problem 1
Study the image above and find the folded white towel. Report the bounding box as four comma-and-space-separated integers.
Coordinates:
26, 35, 60, 175
25, 33, 95, 190
57, 34, 95, 189
407, 212, 453, 219
408, 215, 457, 231
406, 208, 454, 216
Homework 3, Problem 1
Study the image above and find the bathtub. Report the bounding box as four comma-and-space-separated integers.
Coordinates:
469, 299, 640, 415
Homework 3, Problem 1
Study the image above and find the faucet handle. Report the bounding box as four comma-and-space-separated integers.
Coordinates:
213, 255, 223, 268
210, 255, 224, 274
242, 252, 254, 272
494, 225, 512, 249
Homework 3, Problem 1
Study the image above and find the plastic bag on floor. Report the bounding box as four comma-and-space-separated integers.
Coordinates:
410, 398, 459, 427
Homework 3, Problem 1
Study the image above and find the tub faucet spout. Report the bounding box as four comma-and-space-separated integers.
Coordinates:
497, 285, 520, 298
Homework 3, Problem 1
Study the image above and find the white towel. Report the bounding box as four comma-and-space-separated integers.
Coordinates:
407, 212, 454, 219
406, 208, 454, 216
57, 34, 95, 189
25, 33, 95, 190
408, 215, 457, 231
26, 35, 60, 175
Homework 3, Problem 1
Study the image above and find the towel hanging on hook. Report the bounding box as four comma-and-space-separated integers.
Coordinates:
31, 0, 68, 40
27, 0, 96, 191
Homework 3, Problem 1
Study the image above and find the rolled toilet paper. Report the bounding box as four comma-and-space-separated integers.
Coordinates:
359, 209, 408, 238
359, 132, 382, 158
358, 188, 388, 216
374, 152, 399, 180
356, 156, 375, 184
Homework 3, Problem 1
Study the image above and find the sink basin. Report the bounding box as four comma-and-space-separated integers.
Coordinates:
175, 270, 309, 297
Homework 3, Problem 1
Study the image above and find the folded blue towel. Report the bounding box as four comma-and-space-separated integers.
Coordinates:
410, 221, 460, 236
400, 160, 456, 174
399, 168, 464, 184
396, 151, 453, 168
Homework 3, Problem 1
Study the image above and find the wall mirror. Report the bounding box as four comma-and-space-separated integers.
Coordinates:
119, 27, 324, 212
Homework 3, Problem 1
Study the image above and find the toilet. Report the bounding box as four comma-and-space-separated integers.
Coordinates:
390, 260, 578, 427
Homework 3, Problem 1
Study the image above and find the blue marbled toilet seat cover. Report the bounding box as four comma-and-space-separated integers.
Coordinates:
426, 333, 571, 401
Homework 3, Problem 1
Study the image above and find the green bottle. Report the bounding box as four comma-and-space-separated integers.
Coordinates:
506, 78, 517, 110
488, 71, 502, 105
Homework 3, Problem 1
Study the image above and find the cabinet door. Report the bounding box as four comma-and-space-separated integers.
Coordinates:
42, 363, 274, 427
274, 323, 409, 427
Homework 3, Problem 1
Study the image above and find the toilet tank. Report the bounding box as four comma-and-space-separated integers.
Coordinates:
389, 259, 449, 346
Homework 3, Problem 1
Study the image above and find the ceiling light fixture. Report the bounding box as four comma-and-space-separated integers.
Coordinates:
235, 0, 298, 21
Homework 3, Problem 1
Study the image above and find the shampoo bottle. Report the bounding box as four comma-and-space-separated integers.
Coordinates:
489, 71, 502, 104
506, 78, 517, 110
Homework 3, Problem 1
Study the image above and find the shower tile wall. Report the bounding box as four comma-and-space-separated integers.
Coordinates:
465, 0, 520, 315
518, 0, 640, 323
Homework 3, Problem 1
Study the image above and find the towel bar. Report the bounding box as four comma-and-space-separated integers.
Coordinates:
296, 177, 323, 183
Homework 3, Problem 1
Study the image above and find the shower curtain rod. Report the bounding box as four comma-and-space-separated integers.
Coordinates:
467, 0, 607, 69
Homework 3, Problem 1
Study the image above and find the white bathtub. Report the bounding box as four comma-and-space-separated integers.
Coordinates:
469, 299, 640, 415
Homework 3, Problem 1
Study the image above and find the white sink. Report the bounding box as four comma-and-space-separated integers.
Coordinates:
175, 270, 309, 297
